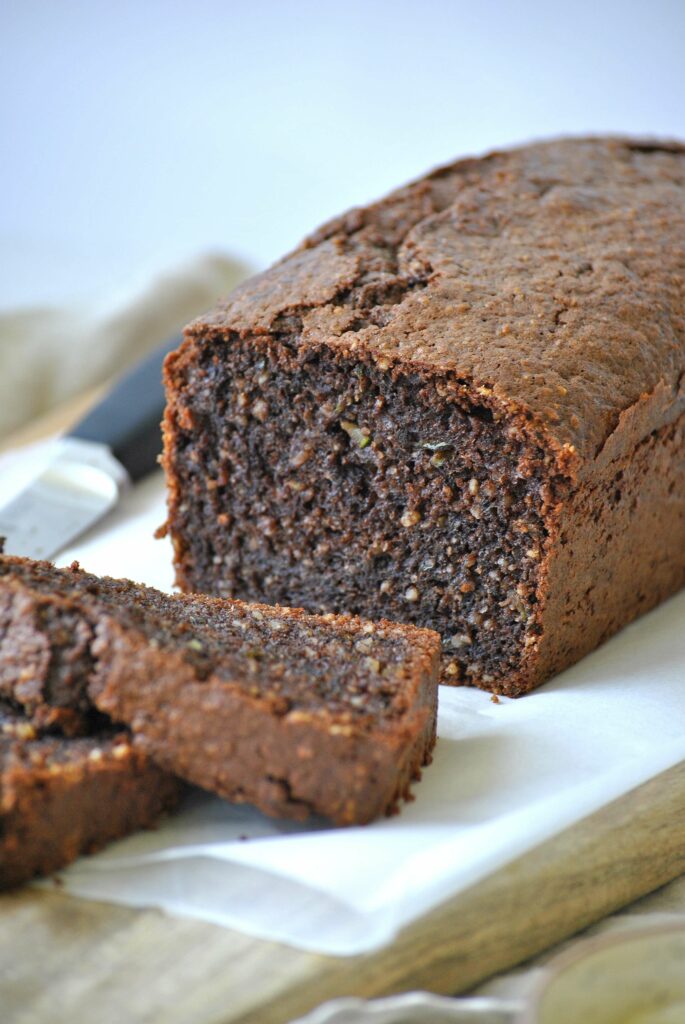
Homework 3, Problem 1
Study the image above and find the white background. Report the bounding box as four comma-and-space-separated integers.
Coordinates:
2, 0, 685, 308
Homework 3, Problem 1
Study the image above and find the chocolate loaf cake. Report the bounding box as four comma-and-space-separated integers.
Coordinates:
1, 702, 180, 889
0, 556, 439, 824
162, 136, 685, 695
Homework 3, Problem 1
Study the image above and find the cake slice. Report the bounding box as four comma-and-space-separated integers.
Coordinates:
0, 556, 440, 825
161, 137, 685, 695
1, 701, 181, 889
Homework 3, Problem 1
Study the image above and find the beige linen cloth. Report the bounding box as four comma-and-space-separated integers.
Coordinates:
0, 252, 250, 441
1, 253, 683, 1023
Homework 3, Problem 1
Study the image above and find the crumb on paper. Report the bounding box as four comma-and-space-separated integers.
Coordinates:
490, 694, 501, 704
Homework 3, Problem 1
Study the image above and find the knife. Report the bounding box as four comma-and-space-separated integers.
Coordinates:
0, 337, 181, 560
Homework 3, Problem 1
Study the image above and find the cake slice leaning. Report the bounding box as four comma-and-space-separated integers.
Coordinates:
1, 702, 181, 889
0, 556, 440, 826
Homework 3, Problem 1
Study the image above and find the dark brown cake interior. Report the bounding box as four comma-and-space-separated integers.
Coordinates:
0, 583, 102, 734
0, 701, 124, 765
0, 558, 422, 722
166, 336, 561, 686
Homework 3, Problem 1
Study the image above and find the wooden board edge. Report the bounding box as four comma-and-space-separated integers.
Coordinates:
237, 759, 685, 1023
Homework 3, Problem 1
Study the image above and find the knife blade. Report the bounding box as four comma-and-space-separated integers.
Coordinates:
0, 336, 181, 560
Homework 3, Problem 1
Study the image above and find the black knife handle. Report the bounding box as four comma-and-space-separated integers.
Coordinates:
69, 337, 182, 482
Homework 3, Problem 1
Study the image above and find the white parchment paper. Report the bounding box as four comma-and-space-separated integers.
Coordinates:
4, 444, 684, 956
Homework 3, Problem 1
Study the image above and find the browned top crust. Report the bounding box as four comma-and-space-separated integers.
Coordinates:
192, 137, 685, 477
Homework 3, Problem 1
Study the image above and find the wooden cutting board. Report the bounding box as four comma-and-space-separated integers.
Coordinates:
1, 761, 683, 1024
1, 398, 684, 1024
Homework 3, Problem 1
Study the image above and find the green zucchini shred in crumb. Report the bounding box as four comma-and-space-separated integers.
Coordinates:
340, 420, 372, 448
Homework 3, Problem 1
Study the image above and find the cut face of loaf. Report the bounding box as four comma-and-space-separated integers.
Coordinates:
0, 557, 440, 825
164, 342, 555, 689
163, 136, 685, 695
